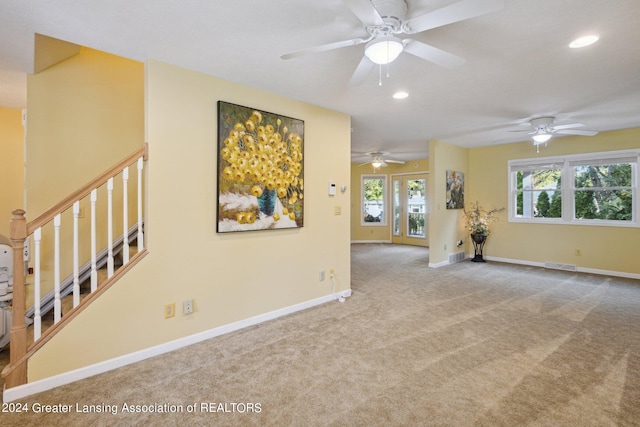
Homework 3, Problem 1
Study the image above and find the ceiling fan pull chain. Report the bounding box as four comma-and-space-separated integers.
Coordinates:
378, 64, 382, 86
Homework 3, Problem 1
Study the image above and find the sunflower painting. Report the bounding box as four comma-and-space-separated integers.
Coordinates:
217, 101, 304, 232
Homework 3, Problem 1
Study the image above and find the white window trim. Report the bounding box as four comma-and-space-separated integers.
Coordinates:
508, 149, 640, 228
361, 174, 388, 226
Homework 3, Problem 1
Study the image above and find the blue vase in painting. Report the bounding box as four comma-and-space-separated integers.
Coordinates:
257, 188, 277, 216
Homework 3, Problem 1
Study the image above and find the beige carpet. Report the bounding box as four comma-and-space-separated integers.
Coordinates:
3, 243, 640, 426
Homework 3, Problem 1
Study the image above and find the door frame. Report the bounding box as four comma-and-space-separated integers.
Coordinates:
391, 172, 429, 247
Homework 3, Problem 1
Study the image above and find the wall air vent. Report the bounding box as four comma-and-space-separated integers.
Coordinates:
449, 252, 466, 264
544, 262, 577, 272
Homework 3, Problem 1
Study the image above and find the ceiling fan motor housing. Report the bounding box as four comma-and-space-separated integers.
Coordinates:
370, 0, 408, 33
531, 116, 555, 132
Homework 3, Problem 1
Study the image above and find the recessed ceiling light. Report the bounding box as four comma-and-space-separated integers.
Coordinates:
393, 91, 409, 99
569, 35, 599, 48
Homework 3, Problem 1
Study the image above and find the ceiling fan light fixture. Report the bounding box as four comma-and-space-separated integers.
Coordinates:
532, 133, 552, 144
371, 159, 383, 168
365, 37, 404, 65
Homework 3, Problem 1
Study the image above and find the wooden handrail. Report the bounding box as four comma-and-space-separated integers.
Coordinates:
27, 144, 148, 235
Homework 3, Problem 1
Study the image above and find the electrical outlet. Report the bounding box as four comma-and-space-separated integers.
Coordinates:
575, 249, 582, 256
164, 303, 175, 319
183, 299, 194, 315
319, 271, 325, 281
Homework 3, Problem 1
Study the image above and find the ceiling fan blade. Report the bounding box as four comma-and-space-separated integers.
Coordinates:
343, 0, 384, 27
552, 123, 585, 130
403, 0, 504, 34
281, 37, 367, 60
385, 159, 406, 164
556, 129, 599, 136
359, 161, 371, 166
380, 161, 388, 167
403, 39, 465, 69
349, 56, 375, 86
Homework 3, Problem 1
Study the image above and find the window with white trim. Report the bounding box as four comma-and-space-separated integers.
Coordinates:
509, 150, 638, 227
362, 175, 387, 226
512, 162, 563, 219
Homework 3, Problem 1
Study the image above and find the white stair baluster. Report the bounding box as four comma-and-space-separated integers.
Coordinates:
53, 214, 61, 323
122, 167, 129, 264
90, 189, 98, 292
137, 157, 144, 251
33, 227, 42, 340
72, 201, 80, 307
107, 177, 114, 277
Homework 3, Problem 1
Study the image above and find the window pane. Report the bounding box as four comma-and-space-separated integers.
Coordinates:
407, 179, 426, 238
514, 168, 561, 218
574, 163, 632, 221
393, 180, 401, 235
363, 177, 385, 223
574, 189, 632, 221
536, 190, 562, 218
574, 164, 632, 188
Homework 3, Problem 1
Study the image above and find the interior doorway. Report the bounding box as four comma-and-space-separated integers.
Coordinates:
391, 174, 428, 247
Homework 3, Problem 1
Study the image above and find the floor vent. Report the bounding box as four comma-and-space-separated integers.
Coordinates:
544, 262, 577, 272
449, 252, 466, 264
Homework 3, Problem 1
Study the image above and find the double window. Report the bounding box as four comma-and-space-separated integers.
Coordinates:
509, 150, 638, 227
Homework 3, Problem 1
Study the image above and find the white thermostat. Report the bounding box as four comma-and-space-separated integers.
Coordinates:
328, 182, 336, 196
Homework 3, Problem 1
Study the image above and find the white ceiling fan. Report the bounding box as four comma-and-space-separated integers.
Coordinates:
511, 116, 599, 152
359, 152, 406, 169
281, 0, 504, 86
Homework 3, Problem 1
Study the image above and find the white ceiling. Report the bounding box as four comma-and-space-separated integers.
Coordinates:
1, 0, 640, 162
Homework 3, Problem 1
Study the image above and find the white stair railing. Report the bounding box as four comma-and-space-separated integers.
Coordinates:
33, 228, 42, 339
107, 177, 114, 278
2, 145, 147, 386
27, 153, 146, 341
73, 201, 80, 307
53, 214, 61, 323
137, 157, 144, 251
122, 167, 130, 265
90, 189, 98, 292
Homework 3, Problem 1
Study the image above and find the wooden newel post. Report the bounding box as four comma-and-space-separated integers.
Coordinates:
6, 209, 28, 388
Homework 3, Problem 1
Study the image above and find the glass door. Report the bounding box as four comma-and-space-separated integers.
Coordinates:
392, 174, 428, 246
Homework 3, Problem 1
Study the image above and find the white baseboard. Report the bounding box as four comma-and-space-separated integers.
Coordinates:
350, 240, 392, 244
428, 259, 451, 268
3, 289, 352, 402
484, 256, 640, 280
430, 254, 639, 280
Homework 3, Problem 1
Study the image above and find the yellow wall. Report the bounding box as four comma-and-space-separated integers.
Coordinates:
350, 158, 429, 242
468, 128, 640, 275
23, 47, 144, 306
0, 107, 24, 238
28, 60, 352, 380
427, 140, 469, 266
26, 47, 144, 216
